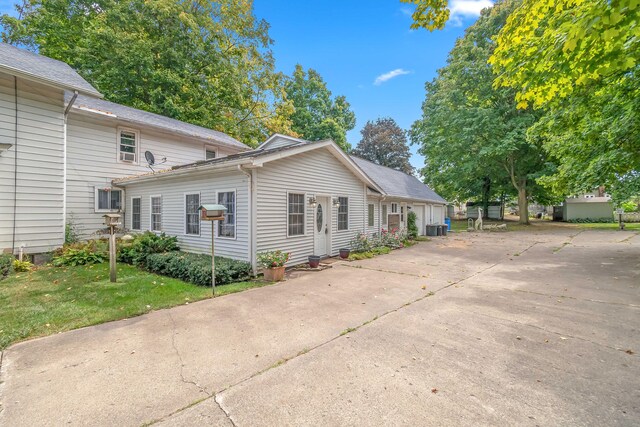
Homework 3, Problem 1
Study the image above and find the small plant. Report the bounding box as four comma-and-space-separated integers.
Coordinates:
257, 250, 290, 268
13, 259, 33, 272
53, 248, 106, 266
65, 218, 80, 244
349, 232, 372, 253
0, 254, 13, 278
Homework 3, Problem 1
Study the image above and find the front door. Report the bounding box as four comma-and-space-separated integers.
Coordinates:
314, 197, 329, 256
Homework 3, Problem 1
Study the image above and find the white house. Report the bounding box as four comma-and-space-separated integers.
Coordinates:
0, 44, 447, 269
115, 134, 448, 272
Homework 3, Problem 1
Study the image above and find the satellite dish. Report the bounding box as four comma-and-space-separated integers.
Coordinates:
144, 151, 166, 171
145, 150, 155, 166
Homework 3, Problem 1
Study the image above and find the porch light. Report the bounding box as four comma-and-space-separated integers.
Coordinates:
308, 196, 317, 208
332, 197, 341, 208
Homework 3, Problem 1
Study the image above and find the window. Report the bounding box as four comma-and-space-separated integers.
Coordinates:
391, 203, 398, 213
131, 197, 141, 230
368, 204, 374, 227
151, 196, 162, 231
96, 188, 122, 211
217, 191, 236, 238
185, 193, 200, 235
338, 197, 348, 231
118, 129, 138, 162
382, 205, 388, 225
205, 146, 217, 160
288, 193, 305, 236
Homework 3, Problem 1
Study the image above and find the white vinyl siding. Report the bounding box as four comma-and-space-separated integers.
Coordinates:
151, 196, 162, 231
217, 191, 236, 239
121, 170, 249, 261
0, 73, 65, 254
65, 113, 244, 240
118, 128, 138, 163
185, 193, 200, 235
131, 197, 141, 230
256, 149, 366, 266
287, 193, 305, 236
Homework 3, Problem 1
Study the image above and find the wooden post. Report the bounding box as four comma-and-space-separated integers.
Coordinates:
211, 221, 216, 296
109, 226, 116, 282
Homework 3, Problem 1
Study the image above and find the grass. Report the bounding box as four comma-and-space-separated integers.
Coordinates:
0, 262, 267, 350
571, 222, 640, 230
348, 246, 391, 260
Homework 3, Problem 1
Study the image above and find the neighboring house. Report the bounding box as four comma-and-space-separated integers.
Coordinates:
562, 196, 613, 221
0, 43, 248, 255
115, 134, 448, 272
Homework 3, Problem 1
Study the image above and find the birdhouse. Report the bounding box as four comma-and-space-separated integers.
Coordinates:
199, 204, 227, 221
102, 213, 122, 227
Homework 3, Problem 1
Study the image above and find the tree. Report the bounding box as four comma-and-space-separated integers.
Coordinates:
351, 118, 414, 174
284, 64, 356, 151
1, 0, 295, 146
410, 0, 553, 224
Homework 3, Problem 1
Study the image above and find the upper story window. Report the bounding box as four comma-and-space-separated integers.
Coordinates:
118, 128, 138, 163
205, 146, 217, 160
287, 193, 305, 236
338, 197, 349, 231
218, 191, 236, 238
95, 188, 122, 212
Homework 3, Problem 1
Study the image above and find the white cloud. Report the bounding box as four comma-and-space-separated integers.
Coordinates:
374, 68, 411, 85
399, 7, 413, 17
449, 0, 493, 18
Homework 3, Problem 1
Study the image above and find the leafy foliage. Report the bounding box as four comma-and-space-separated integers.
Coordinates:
65, 219, 79, 244
349, 228, 409, 253
566, 218, 614, 224
117, 232, 179, 266
348, 247, 391, 261
284, 64, 356, 151
400, 0, 450, 31
410, 0, 553, 224
13, 259, 33, 272
407, 211, 418, 239
145, 251, 251, 287
1, 0, 294, 145
53, 248, 106, 267
351, 117, 414, 174
256, 250, 290, 268
0, 254, 13, 279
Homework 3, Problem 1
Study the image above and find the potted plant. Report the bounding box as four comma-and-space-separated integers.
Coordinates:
257, 250, 290, 282
339, 248, 350, 259
308, 255, 321, 268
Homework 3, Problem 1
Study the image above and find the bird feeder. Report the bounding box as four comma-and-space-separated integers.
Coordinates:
102, 213, 122, 227
199, 204, 227, 296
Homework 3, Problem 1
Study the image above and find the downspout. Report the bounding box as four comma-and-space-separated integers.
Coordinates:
63, 91, 78, 242
11, 77, 18, 255
237, 165, 256, 275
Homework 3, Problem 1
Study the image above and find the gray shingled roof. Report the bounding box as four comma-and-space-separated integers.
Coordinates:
0, 43, 101, 97
351, 156, 447, 204
71, 94, 248, 150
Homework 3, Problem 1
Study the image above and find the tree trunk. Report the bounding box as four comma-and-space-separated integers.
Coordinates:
518, 187, 529, 225
482, 176, 491, 219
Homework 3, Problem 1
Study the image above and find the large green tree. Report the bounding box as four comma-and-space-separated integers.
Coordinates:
351, 117, 414, 174
284, 64, 356, 151
1, 0, 295, 146
410, 0, 553, 224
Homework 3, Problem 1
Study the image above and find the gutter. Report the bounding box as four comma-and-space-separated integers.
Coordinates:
11, 77, 18, 254
237, 165, 257, 275
62, 91, 79, 235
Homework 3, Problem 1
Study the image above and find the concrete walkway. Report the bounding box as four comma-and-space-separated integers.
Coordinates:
1, 227, 638, 426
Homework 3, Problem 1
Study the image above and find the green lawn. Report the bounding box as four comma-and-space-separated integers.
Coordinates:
449, 218, 639, 232
0, 263, 268, 350
572, 222, 640, 230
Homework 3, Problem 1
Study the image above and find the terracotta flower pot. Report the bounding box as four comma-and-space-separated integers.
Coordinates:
339, 248, 350, 259
263, 266, 285, 282
308, 255, 321, 268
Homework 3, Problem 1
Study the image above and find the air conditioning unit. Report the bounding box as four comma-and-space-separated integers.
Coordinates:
120, 152, 136, 162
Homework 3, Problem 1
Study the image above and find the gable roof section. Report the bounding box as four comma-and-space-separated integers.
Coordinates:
70, 94, 248, 150
257, 133, 310, 150
350, 156, 447, 204
114, 140, 383, 193
0, 43, 101, 97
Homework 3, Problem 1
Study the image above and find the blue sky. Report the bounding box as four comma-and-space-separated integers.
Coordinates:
254, 0, 492, 170
1, 0, 491, 170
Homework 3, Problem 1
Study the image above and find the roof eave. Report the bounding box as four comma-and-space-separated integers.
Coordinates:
1, 65, 102, 98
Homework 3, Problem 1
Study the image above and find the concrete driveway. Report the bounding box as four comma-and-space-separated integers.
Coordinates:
1, 227, 638, 426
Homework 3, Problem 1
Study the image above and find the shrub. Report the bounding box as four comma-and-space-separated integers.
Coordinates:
144, 251, 251, 286
566, 217, 614, 223
349, 232, 373, 253
347, 247, 391, 261
53, 248, 106, 266
13, 259, 33, 272
407, 211, 418, 239
257, 250, 290, 268
65, 219, 80, 244
0, 254, 13, 278
118, 232, 179, 265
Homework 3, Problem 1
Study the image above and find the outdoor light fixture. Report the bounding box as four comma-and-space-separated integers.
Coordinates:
332, 197, 341, 208
308, 196, 317, 207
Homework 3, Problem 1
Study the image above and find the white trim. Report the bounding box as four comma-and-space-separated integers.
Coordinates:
204, 144, 218, 160
150, 195, 162, 232
94, 187, 123, 213
184, 192, 201, 236
215, 188, 237, 240
117, 127, 140, 164
130, 196, 142, 231
286, 191, 307, 238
